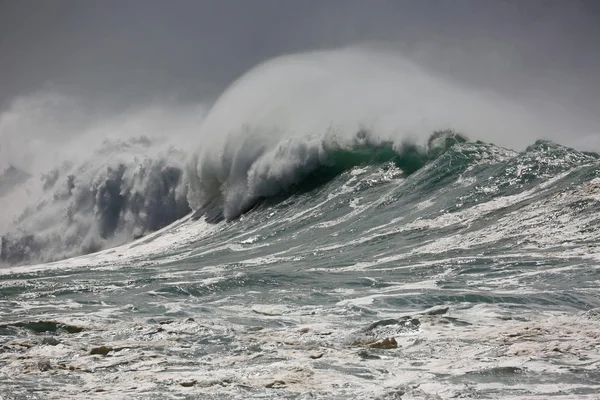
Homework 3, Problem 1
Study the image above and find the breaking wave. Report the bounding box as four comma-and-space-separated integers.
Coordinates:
1, 47, 594, 265
0, 128, 462, 264
188, 129, 465, 222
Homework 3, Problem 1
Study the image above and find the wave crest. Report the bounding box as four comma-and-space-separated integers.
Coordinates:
188, 129, 464, 222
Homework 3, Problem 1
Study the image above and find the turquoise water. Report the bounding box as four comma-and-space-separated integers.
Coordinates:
1, 139, 600, 399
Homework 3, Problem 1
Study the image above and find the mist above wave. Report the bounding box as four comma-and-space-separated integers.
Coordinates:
186, 47, 552, 221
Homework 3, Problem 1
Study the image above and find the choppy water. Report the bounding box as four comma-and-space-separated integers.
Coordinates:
2, 139, 600, 399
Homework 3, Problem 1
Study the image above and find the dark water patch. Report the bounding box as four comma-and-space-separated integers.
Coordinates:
0, 282, 37, 298
453, 368, 600, 394
547, 291, 600, 310
153, 285, 210, 298
371, 289, 598, 312
312, 362, 377, 380
0, 320, 84, 334
467, 366, 525, 376
51, 287, 94, 296
519, 267, 600, 292
435, 316, 472, 326
149, 272, 291, 299
376, 292, 570, 309
363, 317, 421, 333
456, 266, 493, 275
455, 259, 547, 276
225, 316, 289, 330
344, 278, 395, 289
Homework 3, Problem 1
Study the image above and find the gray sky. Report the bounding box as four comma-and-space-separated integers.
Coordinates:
0, 0, 599, 118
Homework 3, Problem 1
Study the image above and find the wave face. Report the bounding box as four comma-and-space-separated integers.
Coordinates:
0, 127, 459, 264
187, 130, 457, 223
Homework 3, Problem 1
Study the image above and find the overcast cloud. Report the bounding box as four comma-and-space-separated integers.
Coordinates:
0, 0, 598, 153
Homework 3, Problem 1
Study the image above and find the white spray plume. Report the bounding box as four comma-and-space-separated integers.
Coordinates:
0, 94, 208, 262
187, 47, 590, 219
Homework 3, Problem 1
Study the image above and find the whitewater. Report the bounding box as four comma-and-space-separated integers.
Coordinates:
1, 48, 600, 399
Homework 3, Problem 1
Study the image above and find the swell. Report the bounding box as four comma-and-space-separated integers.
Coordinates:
2, 131, 597, 267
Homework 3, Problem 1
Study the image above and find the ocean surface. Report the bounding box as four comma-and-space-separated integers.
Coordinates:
2, 134, 600, 399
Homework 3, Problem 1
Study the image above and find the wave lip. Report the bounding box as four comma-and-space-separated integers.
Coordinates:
189, 129, 466, 223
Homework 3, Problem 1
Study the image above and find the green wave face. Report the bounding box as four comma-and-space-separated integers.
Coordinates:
247, 133, 600, 246
256, 129, 467, 208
